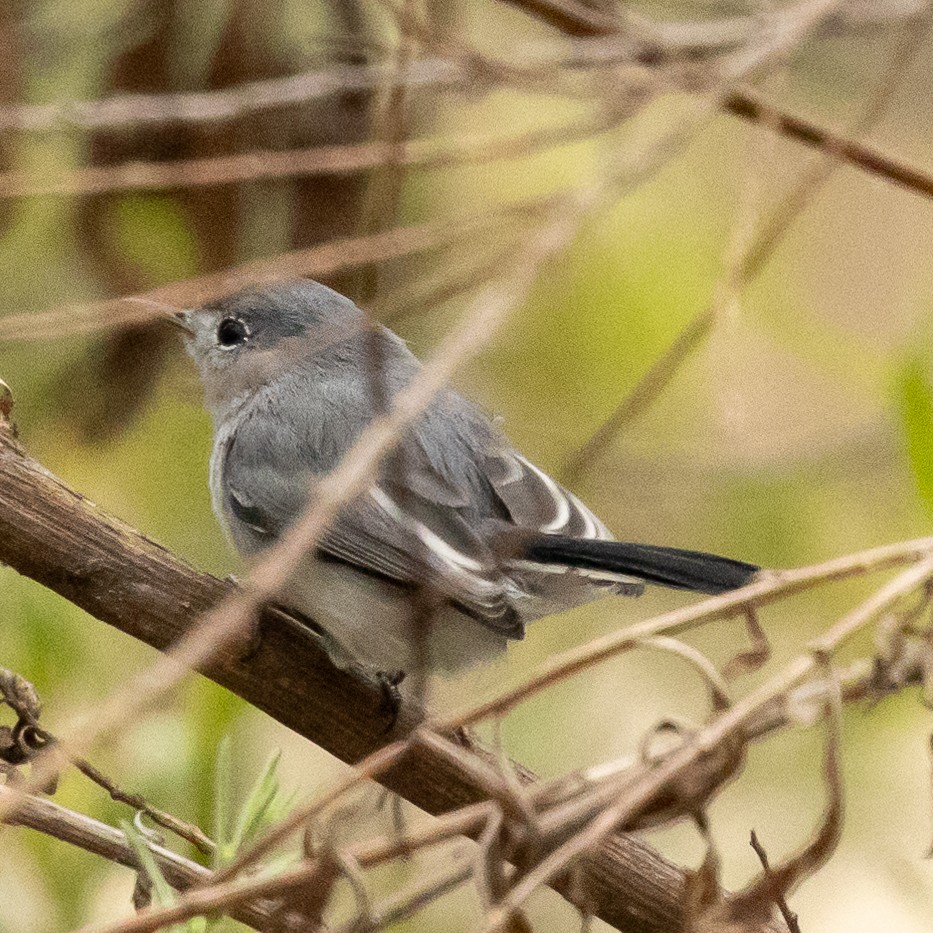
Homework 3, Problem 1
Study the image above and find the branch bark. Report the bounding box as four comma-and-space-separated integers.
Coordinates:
0, 405, 741, 932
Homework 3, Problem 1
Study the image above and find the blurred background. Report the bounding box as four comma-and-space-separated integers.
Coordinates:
1, 0, 933, 930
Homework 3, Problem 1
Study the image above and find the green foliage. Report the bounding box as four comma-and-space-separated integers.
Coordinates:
212, 736, 234, 873
897, 354, 933, 513
121, 819, 207, 933
115, 740, 293, 932
212, 737, 294, 871
107, 195, 200, 285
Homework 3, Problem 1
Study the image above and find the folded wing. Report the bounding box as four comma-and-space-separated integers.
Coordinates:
222, 418, 523, 638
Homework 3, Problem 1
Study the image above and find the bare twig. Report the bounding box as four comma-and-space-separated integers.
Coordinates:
0, 787, 272, 930
0, 14, 929, 207
724, 86, 933, 200
564, 4, 930, 475
750, 831, 803, 933
444, 538, 933, 729
89, 605, 921, 933
79, 801, 499, 933
72, 757, 214, 857
352, 8, 418, 304
340, 862, 474, 932
0, 201, 551, 342
500, 0, 926, 45
1, 669, 213, 855
0, 115, 608, 201
727, 662, 844, 928
0, 1, 922, 134
0, 58, 463, 133
724, 607, 772, 680
484, 560, 933, 931
562, 308, 715, 480
740, 3, 931, 280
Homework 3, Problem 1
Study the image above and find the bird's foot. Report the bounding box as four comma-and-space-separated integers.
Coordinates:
377, 669, 406, 732
222, 574, 265, 662
239, 613, 268, 662
454, 725, 478, 750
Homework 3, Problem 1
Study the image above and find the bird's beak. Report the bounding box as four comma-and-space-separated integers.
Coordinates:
166, 309, 195, 336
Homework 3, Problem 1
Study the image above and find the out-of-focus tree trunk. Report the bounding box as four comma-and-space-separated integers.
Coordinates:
62, 0, 375, 441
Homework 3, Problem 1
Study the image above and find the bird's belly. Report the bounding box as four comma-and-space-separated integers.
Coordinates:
283, 555, 508, 676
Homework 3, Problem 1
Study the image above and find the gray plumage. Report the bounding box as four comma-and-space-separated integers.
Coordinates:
179, 280, 757, 674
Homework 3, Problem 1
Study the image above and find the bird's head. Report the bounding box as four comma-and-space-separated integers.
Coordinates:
170, 280, 365, 414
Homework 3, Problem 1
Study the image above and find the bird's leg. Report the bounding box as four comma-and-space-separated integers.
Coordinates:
376, 669, 406, 731
257, 595, 355, 669
454, 725, 478, 750
225, 574, 406, 728
222, 574, 268, 662
227, 575, 341, 667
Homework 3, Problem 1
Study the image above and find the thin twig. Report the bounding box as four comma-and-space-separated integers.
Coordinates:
0, 114, 608, 201
564, 4, 931, 475
740, 3, 932, 280
79, 800, 496, 933
444, 536, 933, 729
72, 757, 214, 856
0, 2, 922, 132
562, 309, 715, 480
0, 200, 551, 342
750, 831, 803, 933
352, 7, 418, 304
484, 557, 933, 931
724, 86, 933, 201
0, 787, 272, 930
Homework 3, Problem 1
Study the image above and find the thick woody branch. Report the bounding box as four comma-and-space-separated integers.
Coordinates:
0, 412, 696, 930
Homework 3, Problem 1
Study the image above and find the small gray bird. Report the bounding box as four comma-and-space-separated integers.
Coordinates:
175, 280, 757, 677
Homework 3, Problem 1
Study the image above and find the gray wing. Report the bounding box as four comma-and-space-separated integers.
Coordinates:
216, 338, 620, 635
484, 450, 614, 542
480, 449, 647, 597
220, 403, 523, 637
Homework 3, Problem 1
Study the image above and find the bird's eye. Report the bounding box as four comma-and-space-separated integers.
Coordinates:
217, 317, 248, 347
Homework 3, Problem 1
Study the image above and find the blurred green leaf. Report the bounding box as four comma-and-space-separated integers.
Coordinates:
212, 739, 294, 871
897, 354, 933, 513
107, 194, 198, 285
121, 819, 209, 933
121, 819, 174, 907
230, 749, 283, 851
212, 735, 234, 870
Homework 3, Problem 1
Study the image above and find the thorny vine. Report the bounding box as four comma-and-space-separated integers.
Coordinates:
40, 540, 933, 933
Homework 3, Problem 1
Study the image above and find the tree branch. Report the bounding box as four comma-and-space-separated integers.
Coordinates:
499, 0, 933, 202
0, 786, 274, 929
0, 403, 713, 930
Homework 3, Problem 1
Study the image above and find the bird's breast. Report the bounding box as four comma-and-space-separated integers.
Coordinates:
208, 417, 240, 547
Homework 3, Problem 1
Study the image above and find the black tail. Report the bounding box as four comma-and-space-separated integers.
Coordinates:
521, 535, 759, 595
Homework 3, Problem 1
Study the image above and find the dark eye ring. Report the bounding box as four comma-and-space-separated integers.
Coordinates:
217, 317, 249, 347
